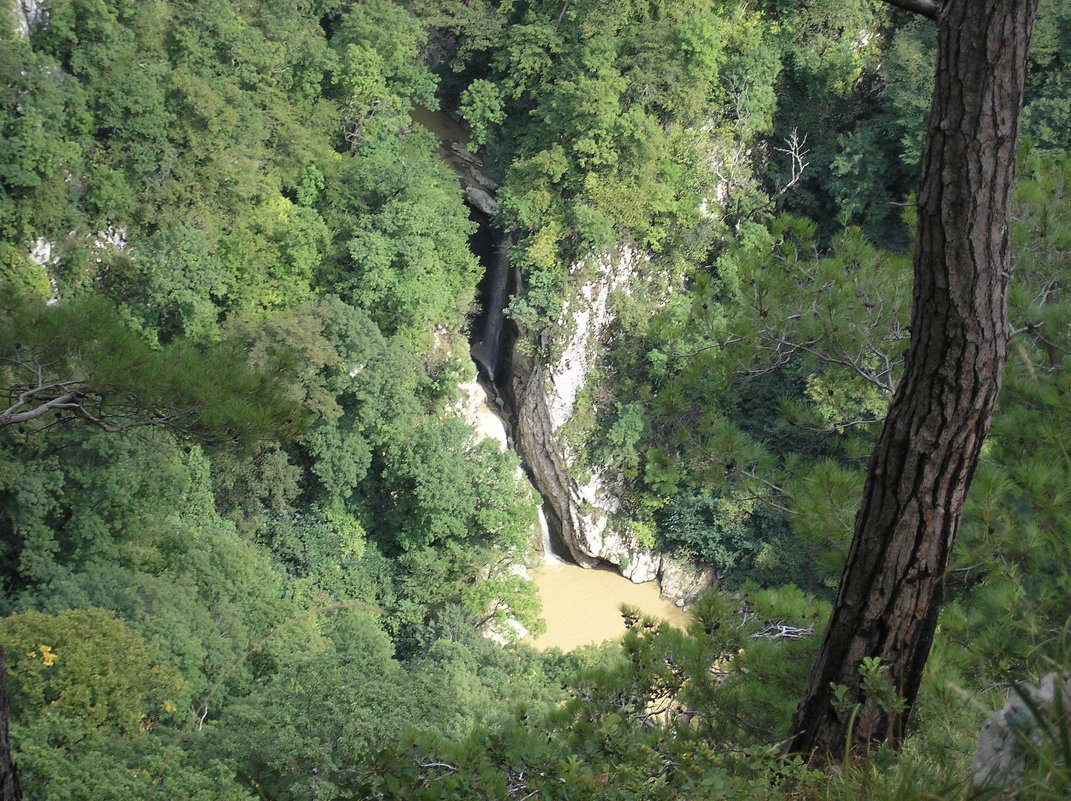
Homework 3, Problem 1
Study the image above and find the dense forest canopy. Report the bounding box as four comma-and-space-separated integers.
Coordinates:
1, 0, 1069, 798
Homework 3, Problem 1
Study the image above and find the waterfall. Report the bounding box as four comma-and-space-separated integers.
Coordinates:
537, 505, 561, 564
472, 236, 511, 381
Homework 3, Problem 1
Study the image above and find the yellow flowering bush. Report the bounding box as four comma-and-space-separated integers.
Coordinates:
0, 608, 184, 736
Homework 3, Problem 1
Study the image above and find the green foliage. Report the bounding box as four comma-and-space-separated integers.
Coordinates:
461, 573, 546, 641
99, 224, 232, 343
1, 426, 192, 583
942, 152, 1071, 687
459, 78, 505, 148
593, 214, 910, 594
656, 492, 756, 574
766, 0, 889, 230
337, 157, 479, 339
375, 418, 533, 553
331, 0, 437, 112
204, 610, 415, 801
258, 511, 368, 598
353, 586, 827, 800
214, 297, 424, 525
827, 19, 933, 243
594, 401, 649, 479
319, 133, 479, 344
715, 216, 911, 400
11, 715, 255, 801
0, 244, 50, 298
772, 0, 1071, 246
2, 2, 1069, 799
785, 457, 864, 588
335, 43, 401, 147
408, 0, 780, 331
1024, 1, 1071, 153
0, 35, 87, 239
3, 444, 305, 703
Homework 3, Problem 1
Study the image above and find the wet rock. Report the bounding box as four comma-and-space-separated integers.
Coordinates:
510, 249, 642, 576
658, 557, 717, 606
464, 185, 499, 216
511, 348, 600, 570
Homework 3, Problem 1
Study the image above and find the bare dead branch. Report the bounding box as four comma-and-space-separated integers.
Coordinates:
798, 416, 884, 434
771, 129, 810, 200
554, 0, 570, 30
754, 333, 898, 393
750, 622, 815, 640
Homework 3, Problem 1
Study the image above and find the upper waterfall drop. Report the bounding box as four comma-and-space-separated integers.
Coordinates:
471, 233, 512, 383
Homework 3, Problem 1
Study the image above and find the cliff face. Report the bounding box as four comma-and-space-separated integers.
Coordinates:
13, 0, 47, 37
509, 249, 716, 605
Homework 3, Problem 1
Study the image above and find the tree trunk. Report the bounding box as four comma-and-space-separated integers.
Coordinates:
787, 0, 1039, 760
0, 648, 21, 801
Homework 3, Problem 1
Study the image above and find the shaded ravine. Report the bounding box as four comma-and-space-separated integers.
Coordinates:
469, 228, 513, 386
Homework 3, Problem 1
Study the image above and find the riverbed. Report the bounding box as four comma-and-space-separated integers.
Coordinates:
410, 106, 470, 143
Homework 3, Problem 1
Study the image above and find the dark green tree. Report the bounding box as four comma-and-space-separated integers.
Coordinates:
0, 646, 19, 801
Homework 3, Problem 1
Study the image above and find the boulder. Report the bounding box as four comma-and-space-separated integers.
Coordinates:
658, 557, 717, 606
972, 671, 1071, 793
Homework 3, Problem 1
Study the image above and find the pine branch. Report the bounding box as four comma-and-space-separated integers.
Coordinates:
0, 391, 82, 426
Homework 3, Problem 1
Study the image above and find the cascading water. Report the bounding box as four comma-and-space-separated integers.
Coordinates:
461, 224, 690, 649
470, 233, 512, 384
536, 506, 561, 564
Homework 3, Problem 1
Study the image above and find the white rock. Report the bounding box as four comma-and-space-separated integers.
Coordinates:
545, 247, 643, 432
449, 378, 509, 451
93, 225, 128, 252
510, 246, 716, 603
29, 238, 55, 268
14, 0, 48, 38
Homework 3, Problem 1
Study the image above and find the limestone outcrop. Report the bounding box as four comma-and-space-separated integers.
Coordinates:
14, 0, 48, 38
509, 249, 715, 605
421, 107, 715, 606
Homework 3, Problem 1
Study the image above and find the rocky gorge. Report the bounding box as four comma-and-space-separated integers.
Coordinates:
418, 108, 716, 609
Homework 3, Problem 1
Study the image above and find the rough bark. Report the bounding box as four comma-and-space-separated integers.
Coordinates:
0, 648, 21, 801
787, 0, 1039, 760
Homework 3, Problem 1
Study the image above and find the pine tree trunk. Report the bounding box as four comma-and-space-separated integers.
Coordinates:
787, 0, 1039, 760
0, 648, 21, 801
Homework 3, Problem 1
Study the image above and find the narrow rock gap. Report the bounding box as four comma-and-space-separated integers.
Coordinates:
463, 210, 575, 565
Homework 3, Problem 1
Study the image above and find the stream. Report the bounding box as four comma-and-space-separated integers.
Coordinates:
413, 107, 689, 650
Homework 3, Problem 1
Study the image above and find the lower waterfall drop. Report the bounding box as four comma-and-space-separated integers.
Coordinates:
537, 506, 561, 564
